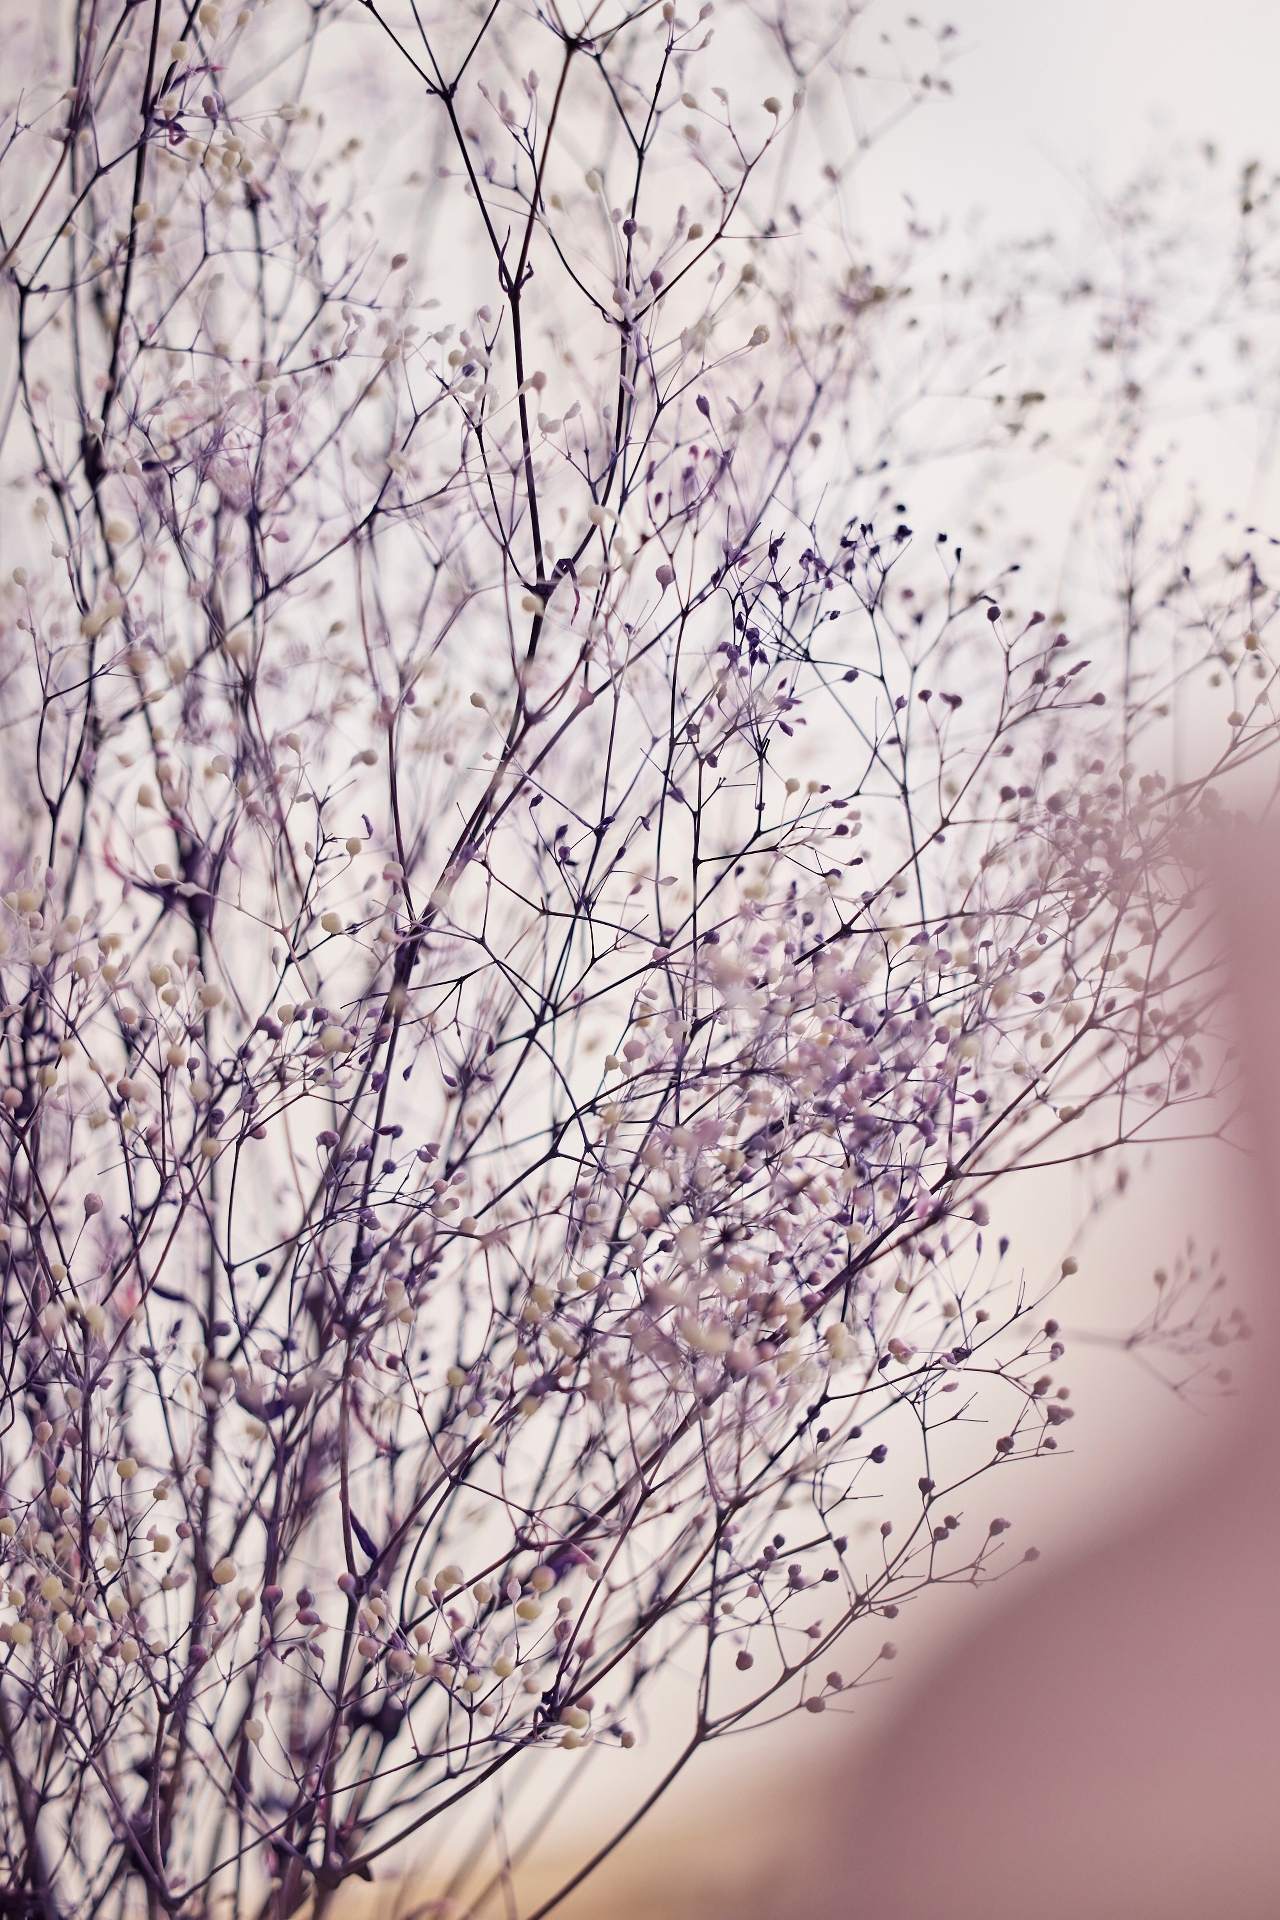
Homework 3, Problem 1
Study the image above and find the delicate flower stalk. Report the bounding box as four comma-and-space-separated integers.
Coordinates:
0, 3, 1270, 1918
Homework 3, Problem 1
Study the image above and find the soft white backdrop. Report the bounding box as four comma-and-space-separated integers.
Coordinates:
854, 0, 1280, 244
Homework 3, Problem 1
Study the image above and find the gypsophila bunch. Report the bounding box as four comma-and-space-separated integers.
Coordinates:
0, 2, 1274, 1917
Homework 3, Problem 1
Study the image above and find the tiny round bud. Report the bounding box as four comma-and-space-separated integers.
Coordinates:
212, 1557, 238, 1585
244, 1717, 264, 1742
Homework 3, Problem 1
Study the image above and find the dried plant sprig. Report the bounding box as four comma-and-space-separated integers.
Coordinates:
0, 3, 1273, 1918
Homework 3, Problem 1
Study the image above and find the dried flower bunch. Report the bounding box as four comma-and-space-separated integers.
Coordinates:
0, 1, 1273, 1916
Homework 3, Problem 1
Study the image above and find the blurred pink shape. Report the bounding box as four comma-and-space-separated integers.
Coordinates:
786, 838, 1280, 1918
